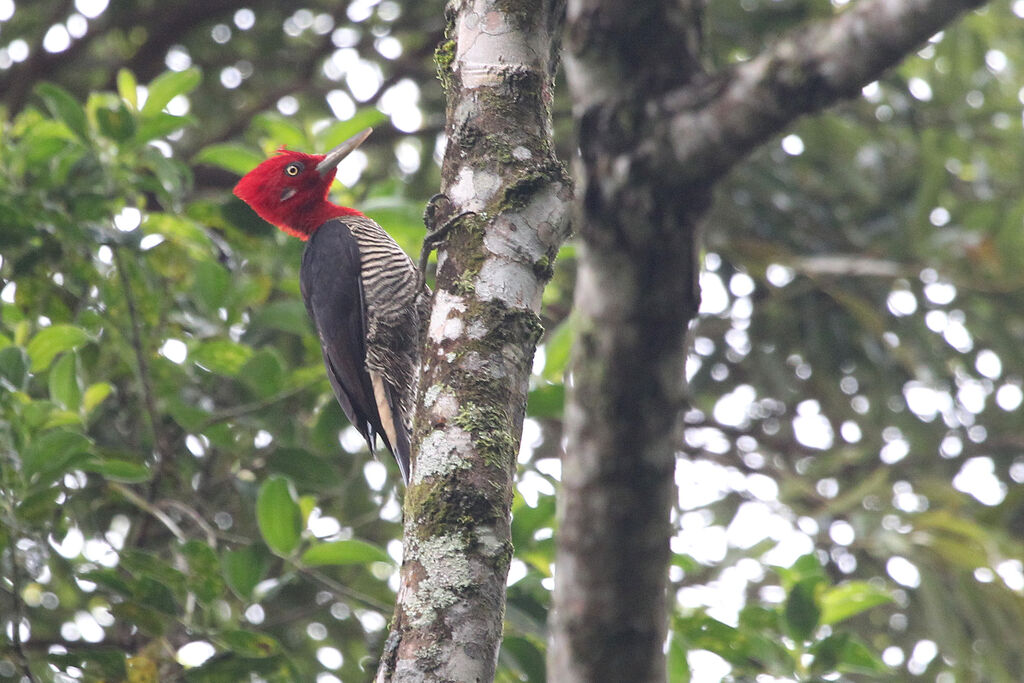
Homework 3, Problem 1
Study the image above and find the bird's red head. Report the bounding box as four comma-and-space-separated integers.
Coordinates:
233, 128, 372, 240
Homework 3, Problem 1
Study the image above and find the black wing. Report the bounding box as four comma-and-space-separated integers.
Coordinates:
300, 220, 393, 464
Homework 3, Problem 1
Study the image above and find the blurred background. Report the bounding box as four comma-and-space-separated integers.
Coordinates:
0, 1, 1022, 681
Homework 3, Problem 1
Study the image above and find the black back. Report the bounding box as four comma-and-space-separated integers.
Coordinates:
300, 219, 394, 461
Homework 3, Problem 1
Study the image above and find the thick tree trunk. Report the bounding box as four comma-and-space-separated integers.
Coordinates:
375, 1, 570, 681
551, 0, 985, 681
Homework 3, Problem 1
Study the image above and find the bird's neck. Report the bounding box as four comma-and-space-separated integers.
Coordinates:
284, 201, 364, 241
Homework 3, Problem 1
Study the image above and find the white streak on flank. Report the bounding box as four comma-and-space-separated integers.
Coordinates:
370, 372, 399, 458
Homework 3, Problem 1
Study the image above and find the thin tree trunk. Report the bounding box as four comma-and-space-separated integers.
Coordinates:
551, 0, 985, 681
375, 1, 570, 681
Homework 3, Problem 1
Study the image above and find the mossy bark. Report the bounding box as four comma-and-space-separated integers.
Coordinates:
375, 1, 569, 681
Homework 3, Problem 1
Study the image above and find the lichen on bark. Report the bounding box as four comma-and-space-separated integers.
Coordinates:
375, 1, 570, 681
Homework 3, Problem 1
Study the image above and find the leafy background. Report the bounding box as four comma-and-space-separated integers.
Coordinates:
1, 1, 1022, 681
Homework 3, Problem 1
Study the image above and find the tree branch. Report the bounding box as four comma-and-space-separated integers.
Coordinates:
662, 0, 986, 186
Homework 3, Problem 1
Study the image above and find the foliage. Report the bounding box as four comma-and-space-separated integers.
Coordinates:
0, 1, 1022, 682
668, 554, 892, 681
0, 68, 411, 681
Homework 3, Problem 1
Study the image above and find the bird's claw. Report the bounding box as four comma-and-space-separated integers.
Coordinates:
423, 193, 454, 232
418, 193, 474, 291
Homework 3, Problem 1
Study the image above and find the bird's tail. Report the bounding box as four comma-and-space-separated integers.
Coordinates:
370, 372, 411, 484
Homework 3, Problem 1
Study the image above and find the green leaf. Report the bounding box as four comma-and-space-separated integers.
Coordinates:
511, 494, 555, 548
119, 550, 189, 596
252, 112, 307, 149
527, 383, 564, 418
143, 213, 213, 255
180, 540, 223, 605
301, 539, 390, 566
820, 581, 893, 625
500, 636, 547, 683
222, 545, 268, 599
833, 636, 889, 675
298, 494, 316, 527
136, 576, 180, 615
266, 448, 341, 490
194, 143, 264, 175
217, 630, 281, 658
667, 633, 691, 683
139, 146, 189, 199
83, 382, 113, 414
136, 112, 195, 143
257, 476, 302, 556
79, 568, 134, 596
0, 346, 29, 389
809, 631, 848, 674
117, 68, 138, 108
192, 259, 230, 311
48, 650, 127, 681
671, 552, 699, 573
249, 300, 310, 335
774, 552, 826, 590
192, 339, 253, 376
44, 410, 82, 430
26, 324, 91, 372
675, 611, 791, 673
16, 488, 61, 523
36, 82, 89, 139
239, 349, 285, 397
738, 605, 780, 632
81, 458, 152, 483
317, 109, 388, 150
542, 317, 574, 382
111, 601, 169, 636
22, 428, 92, 482
142, 67, 201, 116
784, 578, 822, 642
49, 351, 82, 412
96, 103, 136, 142
22, 400, 57, 431
810, 631, 888, 675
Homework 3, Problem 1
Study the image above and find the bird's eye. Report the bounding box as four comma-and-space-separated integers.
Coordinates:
284, 163, 302, 177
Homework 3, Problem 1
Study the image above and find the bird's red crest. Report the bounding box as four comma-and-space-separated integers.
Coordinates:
233, 130, 373, 239
233, 148, 363, 240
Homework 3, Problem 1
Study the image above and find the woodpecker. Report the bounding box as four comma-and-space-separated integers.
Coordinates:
233, 128, 425, 484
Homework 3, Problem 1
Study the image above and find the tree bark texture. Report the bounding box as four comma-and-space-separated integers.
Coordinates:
376, 1, 570, 681
551, 0, 986, 681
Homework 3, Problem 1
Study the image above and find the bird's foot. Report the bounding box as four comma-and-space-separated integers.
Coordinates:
418, 193, 474, 290
422, 193, 455, 233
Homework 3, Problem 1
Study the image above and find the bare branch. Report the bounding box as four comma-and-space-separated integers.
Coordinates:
663, 0, 986, 185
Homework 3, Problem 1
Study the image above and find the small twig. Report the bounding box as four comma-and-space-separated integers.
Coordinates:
1, 490, 39, 683
112, 245, 176, 549
196, 381, 319, 430
111, 247, 165, 466
295, 566, 392, 612
111, 483, 187, 543
158, 500, 218, 547
8, 539, 38, 683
